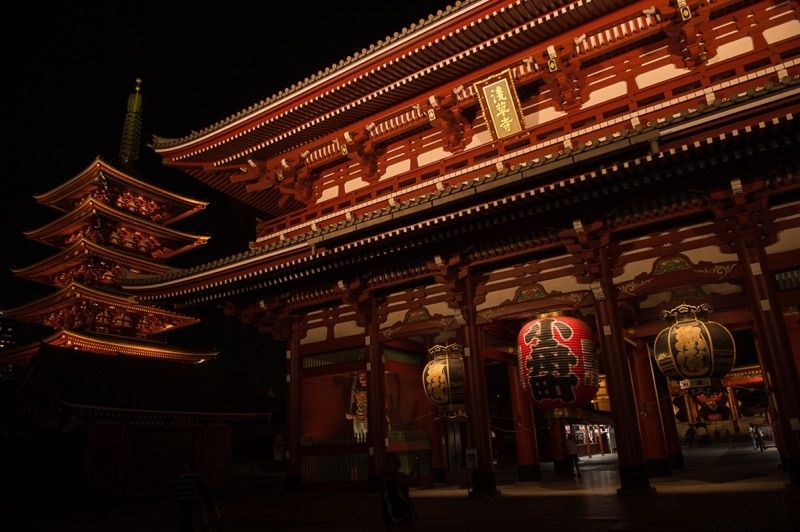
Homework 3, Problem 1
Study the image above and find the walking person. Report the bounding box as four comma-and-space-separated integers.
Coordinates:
748, 423, 759, 450
566, 434, 581, 479
754, 425, 766, 451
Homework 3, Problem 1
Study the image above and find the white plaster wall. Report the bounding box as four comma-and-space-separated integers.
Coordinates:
464, 129, 492, 150
704, 282, 742, 295
766, 226, 800, 255
334, 320, 363, 338
317, 185, 339, 203
523, 106, 566, 129
614, 247, 739, 283
301, 326, 327, 345
706, 36, 754, 66
635, 64, 691, 89
417, 146, 448, 167
763, 20, 800, 45
539, 277, 586, 294
582, 81, 628, 109
384, 158, 411, 180
639, 292, 672, 309
476, 286, 518, 310
344, 177, 369, 193
639, 282, 742, 309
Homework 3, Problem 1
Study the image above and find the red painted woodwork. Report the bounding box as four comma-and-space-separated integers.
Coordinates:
507, 363, 538, 469
631, 341, 670, 472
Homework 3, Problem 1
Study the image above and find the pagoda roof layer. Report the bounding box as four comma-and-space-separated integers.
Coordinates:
11, 237, 172, 286
0, 330, 217, 366
1, 282, 200, 334
152, 0, 634, 213
33, 157, 208, 225
42, 329, 217, 363
23, 197, 209, 259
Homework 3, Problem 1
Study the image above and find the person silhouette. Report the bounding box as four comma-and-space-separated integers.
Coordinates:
382, 452, 416, 529
565, 434, 581, 478
177, 463, 202, 532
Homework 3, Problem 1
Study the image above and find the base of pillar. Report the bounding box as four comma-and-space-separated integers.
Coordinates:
616, 465, 653, 494
468, 470, 499, 498
646, 458, 671, 477
284, 475, 302, 493
783, 456, 800, 487
668, 452, 685, 470
553, 458, 572, 475
432, 467, 447, 483
518, 464, 541, 482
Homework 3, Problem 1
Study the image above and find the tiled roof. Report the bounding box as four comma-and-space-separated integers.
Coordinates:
125, 75, 799, 298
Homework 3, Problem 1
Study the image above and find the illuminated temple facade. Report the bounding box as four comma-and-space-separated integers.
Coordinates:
120, 0, 800, 492
5, 0, 800, 495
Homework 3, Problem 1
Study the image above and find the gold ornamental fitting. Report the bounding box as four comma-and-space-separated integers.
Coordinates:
536, 310, 563, 319
660, 303, 712, 323
428, 342, 464, 358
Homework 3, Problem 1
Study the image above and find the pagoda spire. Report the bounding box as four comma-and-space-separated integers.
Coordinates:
118, 78, 143, 168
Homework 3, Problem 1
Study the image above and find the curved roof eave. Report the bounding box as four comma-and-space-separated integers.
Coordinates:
152, 0, 486, 154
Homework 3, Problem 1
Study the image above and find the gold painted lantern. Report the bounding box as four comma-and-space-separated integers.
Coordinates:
422, 343, 467, 418
653, 303, 736, 387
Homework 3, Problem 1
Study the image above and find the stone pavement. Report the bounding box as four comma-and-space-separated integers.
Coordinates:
16, 442, 800, 531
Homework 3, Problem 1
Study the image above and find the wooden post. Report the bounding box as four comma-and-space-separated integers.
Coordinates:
727, 386, 741, 434
507, 362, 540, 480
460, 272, 497, 496
285, 316, 302, 490
653, 369, 684, 469
631, 341, 670, 477
549, 417, 570, 474
714, 180, 800, 485
365, 296, 387, 491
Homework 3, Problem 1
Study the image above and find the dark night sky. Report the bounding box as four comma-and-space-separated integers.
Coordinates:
0, 1, 454, 308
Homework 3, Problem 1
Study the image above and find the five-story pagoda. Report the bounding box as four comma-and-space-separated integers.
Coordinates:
2, 79, 215, 364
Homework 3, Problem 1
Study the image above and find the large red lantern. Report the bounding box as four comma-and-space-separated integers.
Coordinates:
517, 314, 599, 409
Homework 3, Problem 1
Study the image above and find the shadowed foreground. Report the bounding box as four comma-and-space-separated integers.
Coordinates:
7, 443, 798, 531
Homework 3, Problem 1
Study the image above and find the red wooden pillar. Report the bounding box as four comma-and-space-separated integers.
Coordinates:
597, 427, 606, 455
785, 313, 800, 381
653, 369, 684, 469
461, 273, 497, 495
630, 341, 670, 477
581, 426, 592, 457
366, 295, 387, 491
727, 386, 741, 434
549, 417, 569, 474
738, 242, 800, 485
507, 362, 540, 480
286, 316, 302, 490
594, 272, 652, 492
685, 394, 699, 425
